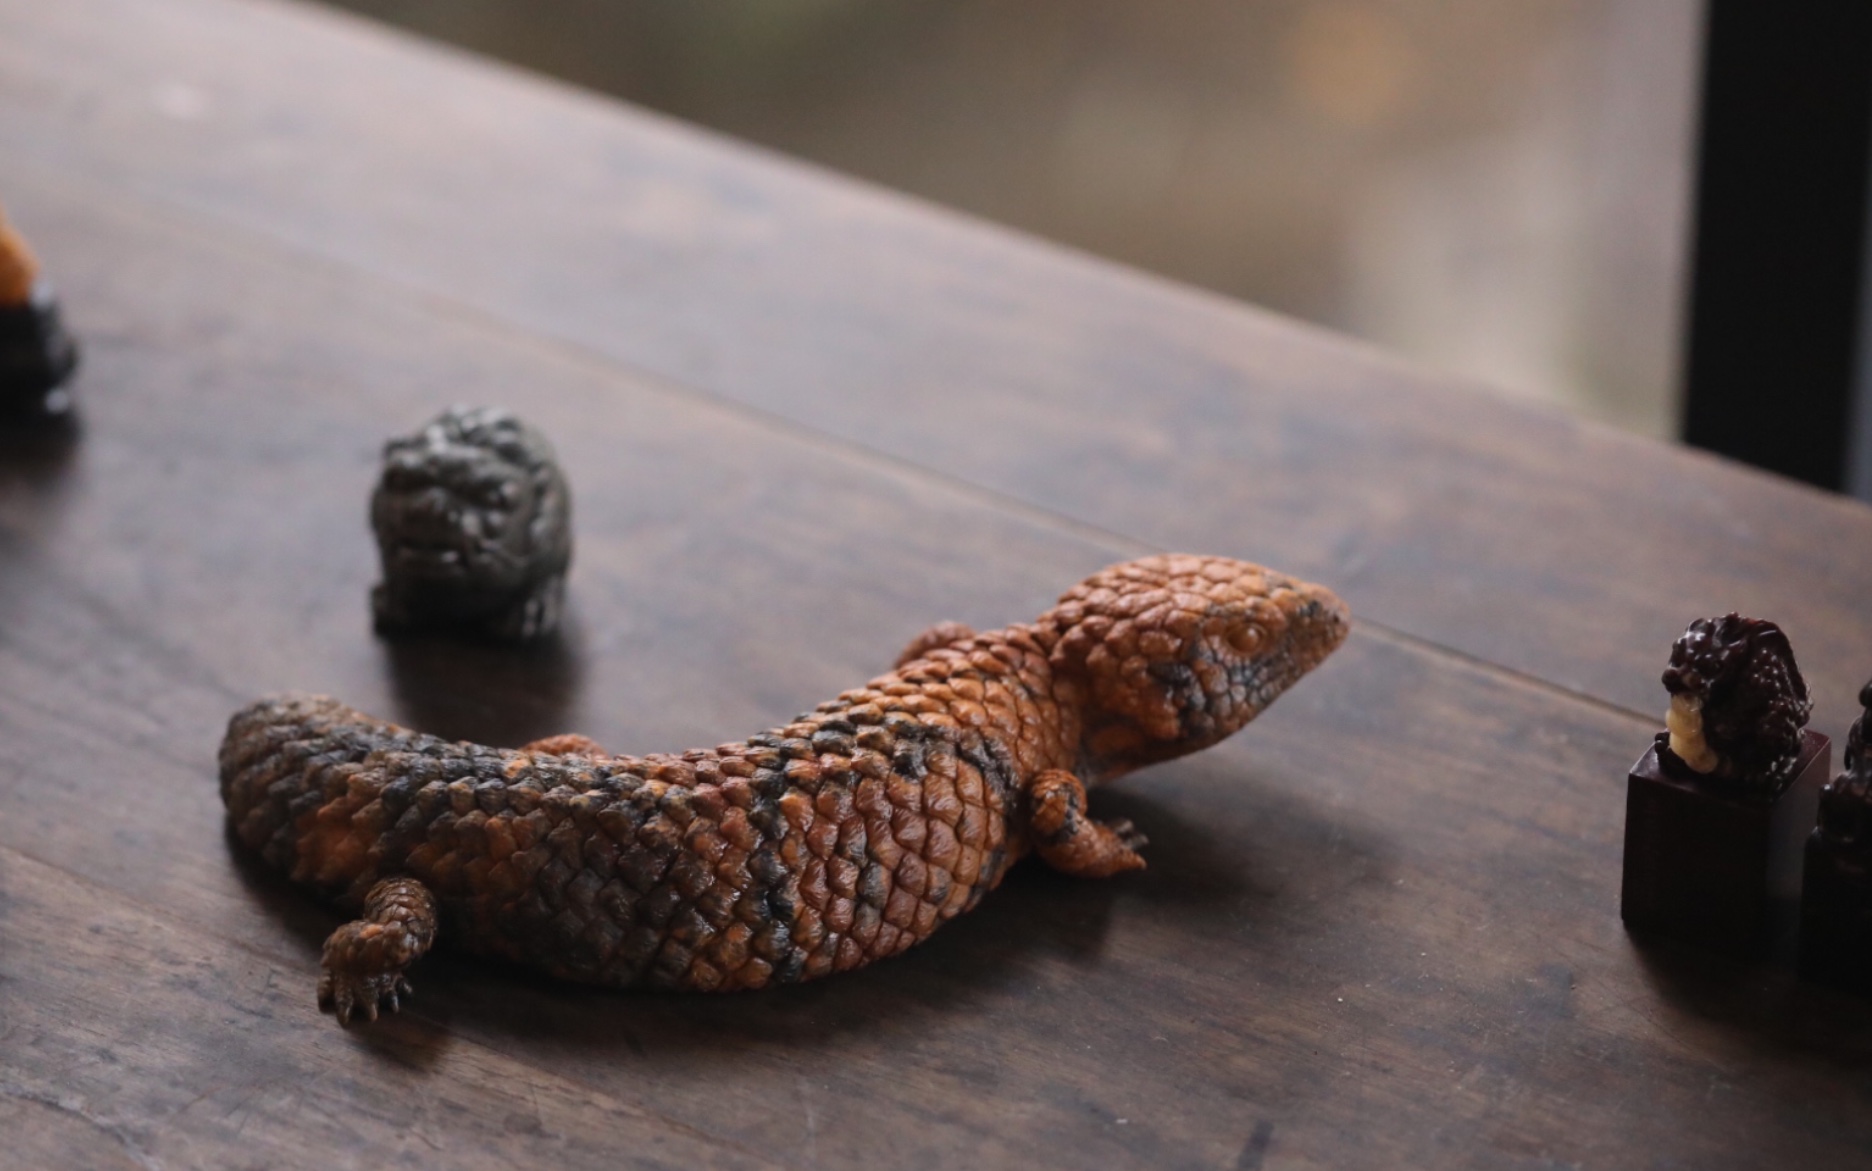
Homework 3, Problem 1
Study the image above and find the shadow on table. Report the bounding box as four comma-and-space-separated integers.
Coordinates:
0, 412, 80, 485
426, 769, 1372, 1062
1628, 931, 1872, 1064
218, 812, 1146, 1063
378, 617, 587, 748
221, 746, 1377, 1072
0, 416, 82, 623
222, 824, 461, 1068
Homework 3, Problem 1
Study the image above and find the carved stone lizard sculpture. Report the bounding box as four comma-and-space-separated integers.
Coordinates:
219, 554, 1348, 1023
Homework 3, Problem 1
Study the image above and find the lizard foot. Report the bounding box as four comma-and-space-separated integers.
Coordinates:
1026, 769, 1148, 878
895, 621, 976, 668
319, 968, 415, 1025
1101, 817, 1150, 854
318, 877, 438, 1026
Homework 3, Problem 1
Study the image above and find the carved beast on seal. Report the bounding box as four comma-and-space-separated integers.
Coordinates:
370, 405, 572, 640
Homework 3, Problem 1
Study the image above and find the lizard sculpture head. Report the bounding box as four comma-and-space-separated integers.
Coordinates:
1039, 554, 1349, 779
370, 406, 572, 637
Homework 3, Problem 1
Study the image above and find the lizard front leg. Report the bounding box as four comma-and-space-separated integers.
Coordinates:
319, 877, 438, 1025
1025, 769, 1148, 878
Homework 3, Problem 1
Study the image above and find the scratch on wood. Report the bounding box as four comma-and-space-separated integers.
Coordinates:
799, 1077, 819, 1167
529, 1082, 564, 1143
171, 1082, 231, 1119
1236, 1119, 1275, 1170
1, 1077, 165, 1170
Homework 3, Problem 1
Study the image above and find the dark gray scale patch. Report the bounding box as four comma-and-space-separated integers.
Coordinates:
886, 718, 949, 781
638, 884, 683, 928
617, 927, 663, 978
956, 731, 1021, 808
1150, 658, 1216, 742
761, 882, 796, 927
379, 775, 417, 815
380, 806, 431, 863
747, 797, 788, 840
772, 950, 808, 984
812, 729, 855, 757
748, 847, 789, 890
857, 863, 890, 907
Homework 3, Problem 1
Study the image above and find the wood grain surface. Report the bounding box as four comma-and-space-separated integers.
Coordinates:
3, 1, 1872, 1167
6, 0, 1870, 739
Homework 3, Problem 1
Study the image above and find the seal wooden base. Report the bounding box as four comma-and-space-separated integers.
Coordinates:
1800, 825, 1872, 991
1621, 729, 1830, 959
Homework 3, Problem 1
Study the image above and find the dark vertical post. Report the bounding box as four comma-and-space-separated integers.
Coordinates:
1681, 2, 1872, 491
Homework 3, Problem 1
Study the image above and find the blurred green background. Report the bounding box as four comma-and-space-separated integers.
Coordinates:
316, 0, 1699, 437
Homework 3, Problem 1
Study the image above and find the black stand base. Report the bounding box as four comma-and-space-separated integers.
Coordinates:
1621, 729, 1830, 959
1800, 833, 1872, 991
0, 284, 79, 419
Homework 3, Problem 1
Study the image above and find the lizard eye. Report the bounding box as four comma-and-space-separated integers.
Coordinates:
1227, 624, 1265, 655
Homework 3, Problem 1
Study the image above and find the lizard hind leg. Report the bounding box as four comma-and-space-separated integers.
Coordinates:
319, 877, 438, 1025
895, 621, 976, 668
1026, 769, 1148, 878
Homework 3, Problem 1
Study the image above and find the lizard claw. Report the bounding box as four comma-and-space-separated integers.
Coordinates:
1028, 770, 1150, 877
316, 878, 437, 1026
384, 978, 415, 1015
319, 967, 415, 1026
1108, 818, 1150, 853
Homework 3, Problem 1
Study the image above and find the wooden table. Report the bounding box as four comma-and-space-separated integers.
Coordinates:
5, 1, 1872, 1167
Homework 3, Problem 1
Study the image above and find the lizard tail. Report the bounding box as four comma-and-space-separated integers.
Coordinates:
218, 693, 401, 880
